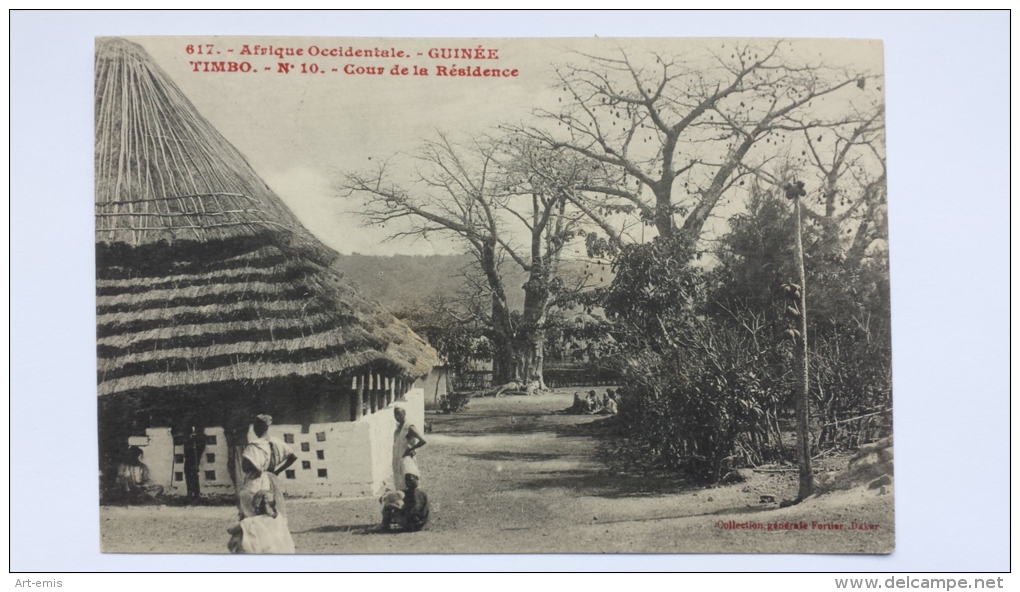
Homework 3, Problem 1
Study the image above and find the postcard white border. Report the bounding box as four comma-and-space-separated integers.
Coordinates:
9, 9, 1012, 572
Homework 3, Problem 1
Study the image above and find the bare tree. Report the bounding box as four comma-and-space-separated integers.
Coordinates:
753, 103, 887, 263
336, 133, 592, 387
515, 41, 877, 251
500, 139, 597, 387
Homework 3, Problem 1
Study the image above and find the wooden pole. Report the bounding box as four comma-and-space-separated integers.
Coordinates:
369, 373, 378, 414
793, 196, 813, 500
355, 375, 364, 421
387, 377, 394, 407
349, 376, 357, 421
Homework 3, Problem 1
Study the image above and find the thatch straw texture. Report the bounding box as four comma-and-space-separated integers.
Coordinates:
95, 38, 437, 397
95, 37, 307, 246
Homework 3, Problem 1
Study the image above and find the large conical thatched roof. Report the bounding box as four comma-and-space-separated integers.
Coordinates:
95, 37, 437, 398
95, 37, 308, 245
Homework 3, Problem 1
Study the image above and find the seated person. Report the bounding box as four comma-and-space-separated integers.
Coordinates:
379, 490, 405, 529
114, 446, 164, 503
381, 473, 430, 532
567, 392, 584, 414
601, 393, 618, 414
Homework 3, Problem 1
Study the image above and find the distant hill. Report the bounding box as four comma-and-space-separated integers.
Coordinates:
332, 252, 611, 314
331, 253, 523, 312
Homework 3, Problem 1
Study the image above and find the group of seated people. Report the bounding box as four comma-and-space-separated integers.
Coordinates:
566, 389, 619, 415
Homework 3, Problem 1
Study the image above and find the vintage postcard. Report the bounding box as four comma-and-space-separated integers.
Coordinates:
96, 35, 892, 554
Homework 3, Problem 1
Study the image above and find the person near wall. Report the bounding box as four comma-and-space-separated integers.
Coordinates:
183, 426, 206, 502
380, 473, 431, 532
115, 446, 164, 503
231, 414, 298, 553
392, 406, 427, 490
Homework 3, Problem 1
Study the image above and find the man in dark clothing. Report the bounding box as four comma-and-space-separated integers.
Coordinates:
382, 473, 430, 532
183, 426, 206, 501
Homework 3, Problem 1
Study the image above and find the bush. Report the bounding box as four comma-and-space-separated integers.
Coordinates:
613, 319, 787, 482
590, 175, 894, 482
438, 392, 471, 414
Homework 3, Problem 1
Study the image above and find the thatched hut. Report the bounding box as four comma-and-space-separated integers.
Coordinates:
95, 37, 438, 499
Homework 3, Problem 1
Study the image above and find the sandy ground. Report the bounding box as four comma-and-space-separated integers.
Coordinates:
100, 390, 893, 554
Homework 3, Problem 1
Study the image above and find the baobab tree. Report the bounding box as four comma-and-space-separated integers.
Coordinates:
498, 139, 600, 387
514, 40, 880, 253
336, 133, 594, 386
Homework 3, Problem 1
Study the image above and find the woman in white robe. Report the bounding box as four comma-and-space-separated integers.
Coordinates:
230, 414, 298, 554
392, 406, 427, 491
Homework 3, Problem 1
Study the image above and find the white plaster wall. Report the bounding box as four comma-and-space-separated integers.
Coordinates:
122, 385, 428, 500
268, 421, 376, 498
419, 368, 449, 410
139, 427, 174, 490
139, 426, 232, 496
402, 387, 426, 437
200, 427, 233, 493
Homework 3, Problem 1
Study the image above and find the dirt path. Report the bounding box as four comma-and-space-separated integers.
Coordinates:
100, 390, 893, 553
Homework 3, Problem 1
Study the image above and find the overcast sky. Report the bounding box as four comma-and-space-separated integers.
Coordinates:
128, 36, 883, 257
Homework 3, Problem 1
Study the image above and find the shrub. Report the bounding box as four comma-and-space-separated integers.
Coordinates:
438, 392, 471, 414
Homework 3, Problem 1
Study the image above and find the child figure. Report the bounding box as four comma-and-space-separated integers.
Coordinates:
379, 490, 406, 530
252, 490, 279, 518
227, 490, 296, 554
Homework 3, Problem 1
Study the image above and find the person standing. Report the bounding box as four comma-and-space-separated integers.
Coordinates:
232, 414, 298, 553
183, 426, 206, 502
392, 406, 426, 491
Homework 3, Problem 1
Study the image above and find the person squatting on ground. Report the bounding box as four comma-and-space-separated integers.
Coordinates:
393, 406, 427, 491
380, 473, 431, 532
229, 414, 298, 553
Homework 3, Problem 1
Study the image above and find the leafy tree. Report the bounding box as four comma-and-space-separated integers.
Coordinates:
602, 176, 891, 482
393, 294, 484, 382
713, 182, 891, 455
600, 234, 784, 480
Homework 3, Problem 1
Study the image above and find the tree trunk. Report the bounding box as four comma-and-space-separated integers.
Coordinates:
488, 283, 520, 386
490, 332, 517, 385
519, 257, 551, 389
519, 325, 546, 390
489, 292, 520, 386
479, 240, 518, 386
653, 186, 676, 238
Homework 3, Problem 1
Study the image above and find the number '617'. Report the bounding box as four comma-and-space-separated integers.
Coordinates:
186, 44, 214, 55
